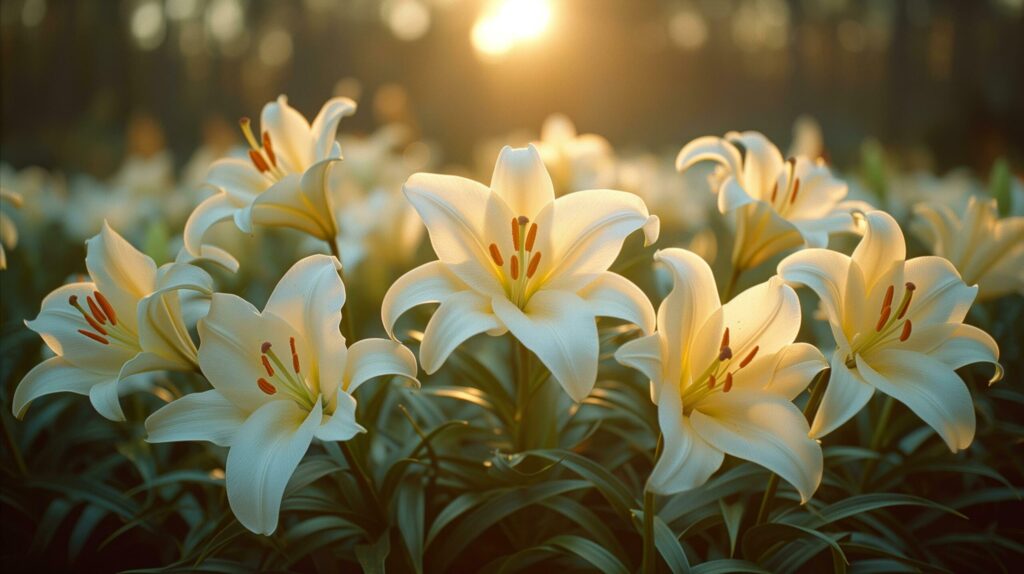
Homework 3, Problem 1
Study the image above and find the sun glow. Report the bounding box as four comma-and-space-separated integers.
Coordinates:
472, 0, 553, 58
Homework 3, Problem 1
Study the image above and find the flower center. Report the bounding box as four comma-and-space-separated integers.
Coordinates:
489, 215, 543, 308
768, 158, 801, 215
240, 118, 287, 182
69, 292, 138, 349
680, 327, 760, 413
256, 338, 317, 410
847, 281, 916, 366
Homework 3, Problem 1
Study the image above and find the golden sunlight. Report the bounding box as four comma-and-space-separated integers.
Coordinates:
472, 0, 553, 58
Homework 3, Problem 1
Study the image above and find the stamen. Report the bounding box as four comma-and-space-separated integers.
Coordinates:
262, 355, 275, 377
239, 117, 260, 150
262, 342, 272, 353
262, 131, 277, 166
720, 328, 730, 350
896, 282, 916, 320
770, 182, 778, 202
718, 346, 733, 361
882, 285, 894, 309
94, 291, 117, 325
723, 372, 733, 392
488, 243, 504, 266
70, 296, 107, 335
739, 345, 759, 368
257, 378, 277, 395
78, 329, 109, 345
87, 296, 107, 325
290, 337, 300, 373
789, 178, 801, 204
525, 223, 538, 252
249, 149, 270, 173
899, 320, 913, 342
875, 306, 891, 332
511, 218, 521, 250
708, 374, 716, 390
511, 255, 520, 280
526, 252, 541, 278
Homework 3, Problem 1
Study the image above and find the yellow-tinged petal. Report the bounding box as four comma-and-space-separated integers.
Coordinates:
810, 351, 874, 438
490, 145, 554, 219
86, 222, 158, 333
856, 350, 976, 453
647, 381, 723, 494
12, 357, 112, 419
260, 95, 314, 173
226, 398, 322, 535
145, 390, 247, 447
419, 290, 503, 374
577, 271, 655, 335
381, 261, 467, 339
850, 211, 905, 290
492, 290, 599, 402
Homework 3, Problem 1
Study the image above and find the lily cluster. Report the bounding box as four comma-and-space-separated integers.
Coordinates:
8, 95, 1010, 546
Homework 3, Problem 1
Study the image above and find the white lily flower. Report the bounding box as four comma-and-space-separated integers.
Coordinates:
382, 144, 659, 401
0, 188, 23, 269
677, 131, 862, 269
778, 211, 1002, 451
145, 255, 418, 535
13, 223, 213, 421
534, 114, 618, 195
184, 96, 357, 256
615, 248, 825, 500
913, 196, 1024, 301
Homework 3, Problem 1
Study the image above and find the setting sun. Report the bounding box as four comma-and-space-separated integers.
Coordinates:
472, 0, 552, 57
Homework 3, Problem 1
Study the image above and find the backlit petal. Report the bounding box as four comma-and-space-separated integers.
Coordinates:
86, 222, 157, 333
145, 390, 247, 447
381, 261, 466, 338
851, 211, 905, 290
647, 382, 723, 494
578, 271, 655, 334
490, 145, 555, 219
343, 338, 418, 394
810, 351, 875, 438
12, 358, 112, 419
420, 290, 503, 374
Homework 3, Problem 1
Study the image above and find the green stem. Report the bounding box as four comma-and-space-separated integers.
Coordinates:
340, 441, 384, 528
723, 264, 743, 301
642, 434, 663, 574
514, 339, 531, 451
1, 412, 27, 476
327, 239, 357, 342
642, 488, 656, 574
861, 395, 895, 488
754, 368, 830, 525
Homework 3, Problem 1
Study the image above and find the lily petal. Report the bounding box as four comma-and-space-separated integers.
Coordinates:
675, 136, 743, 181
381, 261, 466, 339
777, 248, 852, 349
731, 343, 827, 400
26, 282, 138, 373
692, 390, 823, 502
648, 382, 723, 494
653, 249, 721, 388
490, 145, 555, 219
857, 350, 975, 452
903, 256, 977, 327
911, 323, 1001, 382
614, 334, 663, 399
251, 172, 330, 240
12, 358, 112, 419
343, 338, 419, 394
184, 193, 240, 258
492, 290, 599, 402
420, 290, 503, 374
260, 95, 314, 173
403, 173, 512, 298
533, 189, 659, 291
315, 391, 366, 442
578, 271, 655, 334
226, 398, 322, 535
810, 351, 875, 438
145, 390, 247, 447
86, 222, 158, 333
206, 158, 268, 203
851, 211, 905, 289
310, 97, 357, 161
721, 276, 802, 363
264, 255, 347, 398
89, 379, 125, 422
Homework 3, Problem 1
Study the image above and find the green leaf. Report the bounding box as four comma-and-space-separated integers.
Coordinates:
742, 523, 848, 569
430, 480, 592, 571
988, 157, 1012, 216
541, 496, 628, 564
783, 493, 965, 529
68, 504, 107, 563
720, 499, 744, 557
633, 510, 692, 574
394, 476, 425, 574
691, 559, 771, 574
355, 529, 391, 574
545, 534, 630, 574
528, 449, 638, 520
424, 490, 497, 548
661, 464, 765, 524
